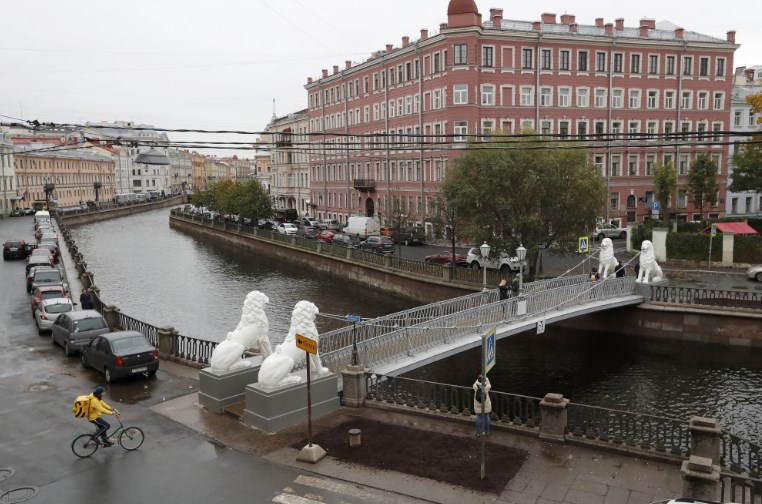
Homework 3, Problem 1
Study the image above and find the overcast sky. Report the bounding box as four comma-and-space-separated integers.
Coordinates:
1, 0, 759, 157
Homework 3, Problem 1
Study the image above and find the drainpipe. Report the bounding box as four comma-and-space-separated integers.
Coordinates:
535, 34, 542, 127
674, 41, 687, 229
417, 46, 425, 224
384, 61, 390, 223
320, 83, 327, 222
606, 38, 616, 224
343, 71, 350, 222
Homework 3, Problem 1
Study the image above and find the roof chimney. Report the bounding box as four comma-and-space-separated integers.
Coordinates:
532, 21, 541, 31
560, 14, 575, 25
675, 27, 684, 39
727, 30, 736, 43
615, 18, 624, 31
640, 25, 649, 37
595, 18, 604, 28
402, 36, 410, 47
333, 65, 339, 74
322, 69, 328, 78
307, 77, 313, 84
570, 23, 578, 33
440, 22, 448, 31
490, 8, 503, 27
420, 28, 428, 40
605, 23, 613, 35
345, 60, 351, 70
541, 13, 556, 24
386, 44, 394, 53
640, 18, 656, 29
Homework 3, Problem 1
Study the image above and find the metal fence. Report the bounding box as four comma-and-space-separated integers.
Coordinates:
721, 473, 762, 503
650, 285, 762, 309
723, 431, 762, 479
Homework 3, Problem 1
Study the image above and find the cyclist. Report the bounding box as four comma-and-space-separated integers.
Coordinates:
87, 386, 120, 446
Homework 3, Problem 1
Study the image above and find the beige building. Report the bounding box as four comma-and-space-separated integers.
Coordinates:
1, 134, 16, 216
263, 110, 309, 216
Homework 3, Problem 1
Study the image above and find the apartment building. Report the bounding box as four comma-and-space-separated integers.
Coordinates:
305, 0, 737, 225
727, 65, 762, 217
263, 110, 310, 216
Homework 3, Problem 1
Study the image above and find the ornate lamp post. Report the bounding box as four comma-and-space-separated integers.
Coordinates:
480, 242, 491, 292
93, 181, 102, 203
516, 244, 527, 294
43, 182, 55, 206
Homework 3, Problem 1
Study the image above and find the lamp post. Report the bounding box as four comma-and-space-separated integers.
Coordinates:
516, 244, 527, 294
480, 242, 491, 292
93, 181, 102, 204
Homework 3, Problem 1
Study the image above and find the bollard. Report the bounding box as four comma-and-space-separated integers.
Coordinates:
102, 304, 121, 331
689, 417, 722, 464
681, 455, 721, 502
349, 429, 362, 447
157, 326, 176, 358
340, 365, 367, 407
539, 393, 569, 443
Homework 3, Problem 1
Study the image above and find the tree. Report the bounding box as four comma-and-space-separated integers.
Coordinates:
190, 180, 272, 221
687, 154, 720, 219
729, 142, 762, 193
652, 162, 677, 224
746, 84, 762, 124
441, 132, 606, 279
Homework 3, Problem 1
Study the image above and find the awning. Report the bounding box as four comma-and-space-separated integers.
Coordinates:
703, 222, 759, 234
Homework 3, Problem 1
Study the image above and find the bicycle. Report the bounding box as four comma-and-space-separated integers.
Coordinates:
71, 414, 144, 458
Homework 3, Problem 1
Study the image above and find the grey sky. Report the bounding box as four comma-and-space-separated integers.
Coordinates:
1, 0, 758, 157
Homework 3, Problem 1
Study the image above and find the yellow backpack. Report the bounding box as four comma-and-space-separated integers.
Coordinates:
72, 395, 92, 419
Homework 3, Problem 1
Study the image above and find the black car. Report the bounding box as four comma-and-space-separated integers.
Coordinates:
9, 209, 25, 217
3, 240, 28, 260
331, 233, 361, 248
81, 331, 159, 382
357, 236, 395, 254
257, 219, 276, 231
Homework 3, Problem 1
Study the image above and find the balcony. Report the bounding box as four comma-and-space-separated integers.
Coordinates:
353, 178, 376, 192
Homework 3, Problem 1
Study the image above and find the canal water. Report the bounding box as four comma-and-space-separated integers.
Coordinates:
70, 209, 762, 442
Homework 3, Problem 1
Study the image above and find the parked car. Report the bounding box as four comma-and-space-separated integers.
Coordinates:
28, 247, 54, 262
22, 207, 35, 215
257, 219, 277, 231
357, 236, 395, 254
34, 297, 74, 334
315, 230, 337, 243
28, 267, 67, 293
381, 226, 427, 246
36, 241, 59, 263
465, 248, 525, 272
276, 223, 298, 236
318, 219, 342, 231
331, 233, 361, 248
40, 232, 58, 244
30, 284, 68, 314
51, 310, 110, 356
593, 223, 627, 241
25, 254, 54, 274
9, 209, 25, 217
299, 218, 320, 228
81, 331, 159, 382
425, 250, 468, 267
3, 239, 27, 260
747, 264, 762, 282
296, 226, 319, 240
344, 216, 381, 238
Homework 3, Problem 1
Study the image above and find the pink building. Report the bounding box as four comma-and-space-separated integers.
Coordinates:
305, 0, 737, 226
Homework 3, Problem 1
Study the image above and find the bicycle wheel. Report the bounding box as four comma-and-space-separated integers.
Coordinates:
71, 434, 98, 458
118, 427, 144, 451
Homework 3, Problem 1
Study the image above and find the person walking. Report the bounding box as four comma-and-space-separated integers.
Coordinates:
79, 288, 94, 310
473, 375, 492, 437
615, 260, 626, 278
87, 386, 119, 446
498, 279, 509, 300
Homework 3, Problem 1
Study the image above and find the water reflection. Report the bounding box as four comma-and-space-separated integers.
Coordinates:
69, 209, 420, 345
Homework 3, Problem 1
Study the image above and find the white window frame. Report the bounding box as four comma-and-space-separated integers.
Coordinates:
453, 84, 468, 105
665, 91, 675, 109
697, 91, 708, 110
594, 88, 607, 108
558, 87, 571, 107
576, 87, 589, 108
520, 86, 534, 106
647, 90, 658, 109
454, 121, 468, 142
612, 89, 624, 108
481, 84, 495, 106
629, 89, 641, 109
540, 86, 553, 107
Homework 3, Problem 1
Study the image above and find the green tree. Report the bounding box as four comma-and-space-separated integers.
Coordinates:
687, 154, 720, 219
652, 162, 677, 225
441, 132, 606, 278
190, 180, 272, 221
729, 142, 762, 193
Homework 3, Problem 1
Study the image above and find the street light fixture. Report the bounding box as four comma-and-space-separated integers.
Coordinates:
516, 244, 527, 294
479, 242, 491, 292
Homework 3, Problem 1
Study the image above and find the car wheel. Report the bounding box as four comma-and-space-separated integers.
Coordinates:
756, 272, 762, 282
597, 233, 605, 241
64, 342, 73, 357
470, 262, 480, 270
105, 367, 113, 383
80, 353, 88, 368
619, 231, 626, 239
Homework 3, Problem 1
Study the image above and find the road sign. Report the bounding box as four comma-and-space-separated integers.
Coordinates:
711, 224, 717, 237
484, 328, 496, 374
652, 201, 661, 211
537, 319, 546, 335
346, 314, 361, 323
295, 333, 317, 354
578, 236, 589, 253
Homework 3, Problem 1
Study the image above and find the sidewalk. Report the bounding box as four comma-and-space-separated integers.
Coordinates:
51, 218, 85, 300
152, 362, 682, 504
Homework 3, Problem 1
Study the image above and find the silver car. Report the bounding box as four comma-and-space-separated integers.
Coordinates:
747, 264, 762, 282
50, 310, 110, 356
35, 298, 74, 335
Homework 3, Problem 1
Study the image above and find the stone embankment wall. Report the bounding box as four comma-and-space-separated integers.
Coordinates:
58, 195, 184, 226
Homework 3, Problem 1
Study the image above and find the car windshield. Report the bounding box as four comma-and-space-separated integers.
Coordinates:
35, 271, 62, 282
111, 335, 151, 352
45, 303, 73, 314
75, 317, 108, 331
41, 291, 64, 299
6, 241, 22, 248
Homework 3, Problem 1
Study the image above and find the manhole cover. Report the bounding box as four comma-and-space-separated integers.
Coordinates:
0, 468, 14, 483
0, 487, 39, 504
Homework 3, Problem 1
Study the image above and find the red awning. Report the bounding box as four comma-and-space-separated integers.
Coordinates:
703, 222, 759, 234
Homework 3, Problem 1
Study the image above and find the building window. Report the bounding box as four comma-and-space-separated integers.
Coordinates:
629, 121, 639, 139
482, 46, 494, 67
433, 53, 441, 73
629, 155, 639, 176
482, 120, 494, 134
541, 120, 551, 135
522, 48, 533, 69
558, 87, 571, 107
679, 154, 689, 175
699, 57, 709, 77
713, 92, 724, 110
559, 121, 570, 137
734, 110, 742, 127
712, 122, 722, 141
629, 89, 641, 108
646, 155, 655, 176
577, 121, 587, 139
648, 55, 658, 75
647, 121, 657, 140
665, 91, 675, 109
481, 84, 495, 106
647, 90, 658, 109
454, 44, 467, 65
454, 121, 467, 142
611, 156, 621, 177
578, 51, 588, 72
631, 54, 641, 74
454, 84, 468, 105
597, 52, 607, 72
433, 89, 442, 109
681, 91, 691, 109
613, 53, 623, 73
594, 155, 605, 175
697, 92, 708, 109
520, 86, 533, 106
750, 113, 757, 127
595, 88, 607, 108
664, 121, 674, 137
612, 89, 623, 108
716, 58, 726, 77
540, 87, 552, 106
560, 50, 570, 71
595, 121, 605, 138
682, 56, 692, 75
611, 121, 622, 140
541, 49, 552, 70
576, 87, 589, 107
666, 56, 676, 75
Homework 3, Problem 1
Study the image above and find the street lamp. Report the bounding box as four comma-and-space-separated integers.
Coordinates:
93, 181, 102, 204
480, 242, 491, 292
516, 244, 527, 294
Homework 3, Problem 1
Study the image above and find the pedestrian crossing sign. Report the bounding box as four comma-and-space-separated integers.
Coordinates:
578, 236, 589, 253
483, 328, 496, 374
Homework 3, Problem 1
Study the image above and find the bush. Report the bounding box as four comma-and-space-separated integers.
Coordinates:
734, 235, 762, 264
666, 233, 722, 262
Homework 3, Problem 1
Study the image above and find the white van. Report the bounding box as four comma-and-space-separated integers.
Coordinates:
34, 211, 50, 226
344, 216, 381, 238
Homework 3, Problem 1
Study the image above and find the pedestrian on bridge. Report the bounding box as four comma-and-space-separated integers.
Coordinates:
473, 375, 492, 437
498, 279, 509, 301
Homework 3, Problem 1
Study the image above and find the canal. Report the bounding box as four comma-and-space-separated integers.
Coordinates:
69, 209, 762, 442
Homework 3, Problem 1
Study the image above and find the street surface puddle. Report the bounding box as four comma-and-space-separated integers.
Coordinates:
26, 382, 54, 392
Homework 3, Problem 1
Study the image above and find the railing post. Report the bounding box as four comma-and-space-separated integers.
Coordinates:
102, 304, 121, 331
340, 366, 367, 407
384, 254, 391, 269
539, 393, 569, 443
442, 266, 452, 282
681, 455, 721, 502
346, 248, 353, 260
689, 417, 722, 464
157, 326, 176, 359
82, 272, 94, 289
316, 242, 322, 253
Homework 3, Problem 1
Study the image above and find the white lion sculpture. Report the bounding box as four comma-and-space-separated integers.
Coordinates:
637, 240, 664, 284
598, 238, 619, 280
258, 300, 330, 388
209, 291, 272, 372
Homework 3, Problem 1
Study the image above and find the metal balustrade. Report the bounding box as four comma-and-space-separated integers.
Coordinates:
721, 473, 762, 503
723, 431, 762, 478
651, 285, 762, 309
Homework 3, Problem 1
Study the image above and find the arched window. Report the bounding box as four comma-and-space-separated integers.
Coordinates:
627, 195, 636, 208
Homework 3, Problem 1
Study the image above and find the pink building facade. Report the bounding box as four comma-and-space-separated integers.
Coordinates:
305, 0, 737, 226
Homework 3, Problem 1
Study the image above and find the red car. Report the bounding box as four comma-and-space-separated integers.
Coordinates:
316, 230, 336, 243
424, 250, 468, 267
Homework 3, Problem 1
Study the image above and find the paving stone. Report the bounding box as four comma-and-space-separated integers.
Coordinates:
540, 483, 569, 502
564, 489, 604, 504
627, 490, 655, 504
498, 489, 538, 504
570, 479, 608, 496
603, 486, 631, 504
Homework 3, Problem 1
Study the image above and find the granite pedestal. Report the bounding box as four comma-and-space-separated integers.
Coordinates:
199, 356, 263, 414
243, 370, 340, 433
